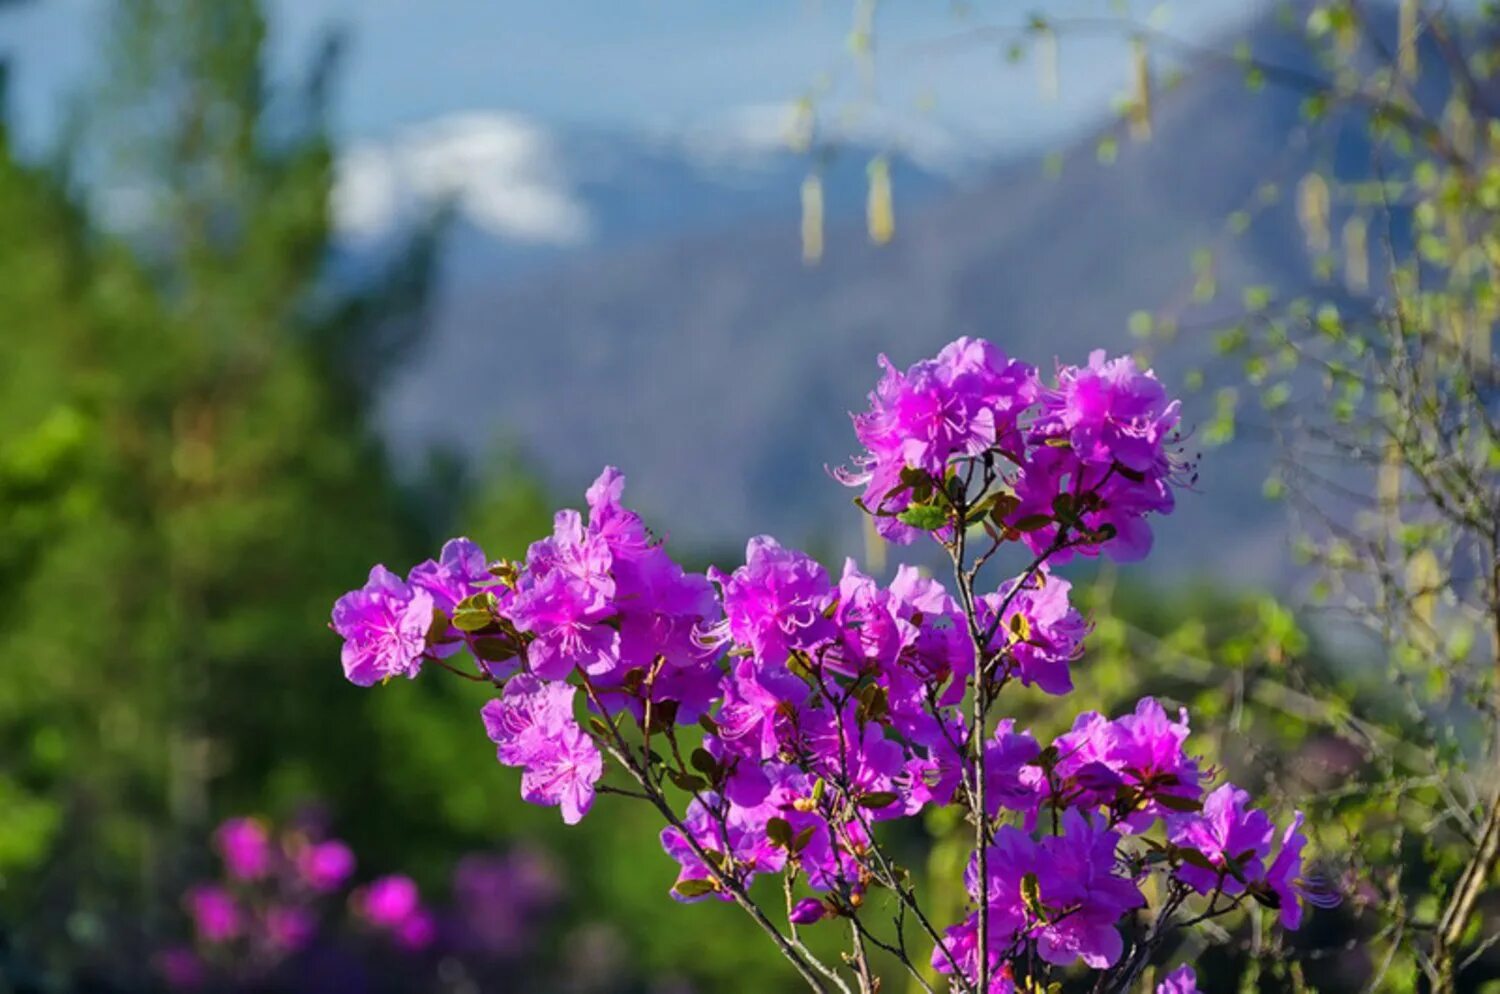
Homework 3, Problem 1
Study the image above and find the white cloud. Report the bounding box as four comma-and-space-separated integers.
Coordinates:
334, 111, 591, 245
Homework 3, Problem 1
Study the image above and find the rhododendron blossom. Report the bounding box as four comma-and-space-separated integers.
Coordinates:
331, 338, 1327, 994
1157, 965, 1201, 994
158, 816, 562, 992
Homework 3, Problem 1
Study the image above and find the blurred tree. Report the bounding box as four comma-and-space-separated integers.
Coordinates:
0, 0, 442, 983
1133, 3, 1500, 991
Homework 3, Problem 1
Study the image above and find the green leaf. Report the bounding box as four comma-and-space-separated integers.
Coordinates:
1154, 794, 1202, 813
690, 748, 720, 780
672, 878, 718, 899
667, 770, 709, 792
470, 636, 514, 662
452, 592, 498, 632
1020, 872, 1045, 918
897, 503, 948, 530
1248, 882, 1282, 909
1175, 846, 1217, 871
1011, 514, 1052, 532
767, 817, 794, 848
426, 608, 450, 643
857, 791, 899, 809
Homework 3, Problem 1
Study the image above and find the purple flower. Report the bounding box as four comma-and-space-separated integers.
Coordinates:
1009, 447, 1175, 564
585, 465, 654, 565
509, 510, 618, 679
154, 947, 206, 990
928, 913, 1019, 993
935, 828, 1038, 988
1168, 783, 1276, 895
1157, 965, 1201, 994
407, 537, 491, 614
587, 467, 716, 669
394, 908, 437, 950
1046, 699, 1201, 827
795, 702, 906, 811
704, 536, 834, 665
1009, 352, 1187, 564
185, 884, 242, 943
297, 839, 356, 892
964, 826, 1039, 942
1266, 811, 1309, 929
213, 817, 273, 881
711, 659, 805, 763
832, 559, 909, 674
1049, 709, 1123, 800
482, 675, 579, 766
789, 898, 828, 925
518, 723, 603, 825
482, 676, 602, 824
979, 568, 1088, 695
1104, 698, 1202, 826
660, 793, 788, 901
453, 850, 561, 955
951, 814, 1142, 973
356, 874, 421, 928
840, 339, 1038, 544
265, 905, 316, 953
1032, 351, 1179, 473
1033, 811, 1144, 968
331, 566, 434, 686
984, 721, 1044, 817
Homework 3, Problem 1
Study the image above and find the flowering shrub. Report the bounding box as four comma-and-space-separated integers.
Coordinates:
156, 815, 560, 992
332, 338, 1330, 993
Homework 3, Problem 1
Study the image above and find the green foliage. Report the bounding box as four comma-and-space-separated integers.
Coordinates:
0, 0, 444, 977
1141, 2, 1500, 988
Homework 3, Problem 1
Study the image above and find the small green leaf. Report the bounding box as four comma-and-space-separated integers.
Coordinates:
857, 791, 899, 809
452, 592, 498, 632
1175, 847, 1217, 871
690, 748, 720, 779
1010, 514, 1052, 532
767, 817, 794, 848
897, 503, 948, 530
1248, 882, 1282, 909
1154, 794, 1202, 813
1020, 872, 1045, 917
793, 826, 816, 852
667, 770, 709, 792
470, 636, 515, 662
673, 878, 718, 899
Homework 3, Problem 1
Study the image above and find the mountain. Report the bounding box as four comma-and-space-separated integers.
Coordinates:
369, 17, 1370, 584
333, 109, 955, 288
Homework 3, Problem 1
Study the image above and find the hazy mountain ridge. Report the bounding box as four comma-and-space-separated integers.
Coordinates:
375, 14, 1381, 582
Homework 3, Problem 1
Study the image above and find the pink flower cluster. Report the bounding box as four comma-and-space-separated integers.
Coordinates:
157, 816, 561, 991
838, 340, 1188, 561
929, 702, 1312, 988
352, 874, 436, 950
157, 816, 358, 987
331, 339, 1324, 993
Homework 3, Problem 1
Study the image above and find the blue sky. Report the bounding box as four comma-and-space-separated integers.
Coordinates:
3, 0, 1265, 159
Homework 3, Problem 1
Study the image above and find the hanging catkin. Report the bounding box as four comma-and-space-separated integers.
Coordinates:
801, 173, 824, 265
867, 155, 894, 246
